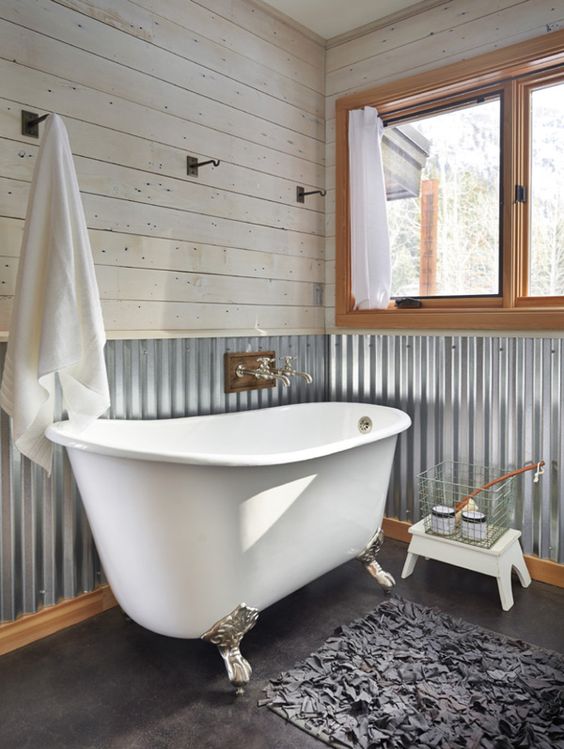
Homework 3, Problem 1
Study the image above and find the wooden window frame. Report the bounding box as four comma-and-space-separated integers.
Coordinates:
335, 29, 564, 330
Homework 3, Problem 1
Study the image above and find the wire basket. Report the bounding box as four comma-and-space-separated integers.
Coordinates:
418, 461, 515, 548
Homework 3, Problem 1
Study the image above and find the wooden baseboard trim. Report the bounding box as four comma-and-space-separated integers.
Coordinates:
382, 517, 413, 545
1, 519, 562, 658
0, 586, 118, 657
521, 556, 564, 588
382, 517, 564, 588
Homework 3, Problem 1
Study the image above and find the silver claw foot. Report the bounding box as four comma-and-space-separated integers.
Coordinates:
201, 603, 259, 694
357, 528, 396, 592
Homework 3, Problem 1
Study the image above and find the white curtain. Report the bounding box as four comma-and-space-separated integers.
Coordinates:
349, 106, 391, 309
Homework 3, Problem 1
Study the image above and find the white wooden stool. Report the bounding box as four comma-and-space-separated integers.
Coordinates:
401, 519, 531, 611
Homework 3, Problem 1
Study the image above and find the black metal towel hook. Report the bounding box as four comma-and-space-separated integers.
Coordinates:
22, 110, 50, 138
187, 155, 221, 177
296, 186, 327, 203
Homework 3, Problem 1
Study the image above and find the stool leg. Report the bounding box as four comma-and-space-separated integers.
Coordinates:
510, 544, 532, 588
497, 563, 515, 611
401, 551, 419, 579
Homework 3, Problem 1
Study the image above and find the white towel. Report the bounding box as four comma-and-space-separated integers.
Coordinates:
0, 114, 110, 474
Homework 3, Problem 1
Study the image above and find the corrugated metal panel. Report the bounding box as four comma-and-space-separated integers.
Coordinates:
328, 334, 563, 563
2, 331, 561, 624
0, 336, 326, 623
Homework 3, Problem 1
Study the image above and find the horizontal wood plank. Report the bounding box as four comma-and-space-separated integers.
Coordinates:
327, 0, 529, 72
327, 2, 563, 95
325, 24, 563, 115
0, 100, 326, 213
0, 59, 324, 187
0, 217, 324, 283
0, 137, 324, 237
126, 0, 324, 86
190, 0, 323, 69
0, 177, 325, 258
55, 0, 323, 107
2, 0, 324, 132
0, 297, 325, 333
0, 254, 319, 307
0, 20, 324, 162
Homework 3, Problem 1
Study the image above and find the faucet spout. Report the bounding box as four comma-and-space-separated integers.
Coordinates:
276, 356, 313, 385
292, 370, 313, 384
272, 372, 291, 387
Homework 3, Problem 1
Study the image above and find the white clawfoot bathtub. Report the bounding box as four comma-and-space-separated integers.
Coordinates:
47, 402, 410, 689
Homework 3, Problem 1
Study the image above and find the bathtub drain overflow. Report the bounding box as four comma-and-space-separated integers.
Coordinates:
358, 416, 372, 434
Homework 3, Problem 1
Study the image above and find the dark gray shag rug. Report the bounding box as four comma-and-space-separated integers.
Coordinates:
260, 598, 564, 749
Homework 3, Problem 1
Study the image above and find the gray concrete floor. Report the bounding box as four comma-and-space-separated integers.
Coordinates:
0, 539, 563, 749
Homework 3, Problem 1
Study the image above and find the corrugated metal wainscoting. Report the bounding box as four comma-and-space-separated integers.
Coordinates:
328, 334, 563, 564
0, 335, 326, 623
2, 332, 563, 624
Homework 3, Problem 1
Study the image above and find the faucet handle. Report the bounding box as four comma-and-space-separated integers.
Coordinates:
281, 355, 296, 370
256, 356, 274, 369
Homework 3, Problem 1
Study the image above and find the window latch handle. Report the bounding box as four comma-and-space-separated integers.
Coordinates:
515, 184, 527, 203
395, 297, 423, 309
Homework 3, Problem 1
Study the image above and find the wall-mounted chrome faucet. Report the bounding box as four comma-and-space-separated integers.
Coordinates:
224, 351, 312, 393
276, 356, 313, 384
236, 356, 291, 387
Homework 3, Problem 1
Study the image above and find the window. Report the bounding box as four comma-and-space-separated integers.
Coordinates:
383, 97, 501, 299
335, 30, 564, 329
528, 80, 564, 298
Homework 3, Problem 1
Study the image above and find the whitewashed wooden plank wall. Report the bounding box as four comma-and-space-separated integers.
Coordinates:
0, 0, 325, 336
3, 0, 563, 337
324, 0, 564, 330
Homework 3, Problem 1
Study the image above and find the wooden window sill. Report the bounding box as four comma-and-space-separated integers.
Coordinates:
336, 307, 564, 331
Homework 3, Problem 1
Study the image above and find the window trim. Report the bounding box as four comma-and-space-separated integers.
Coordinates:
335, 29, 564, 330
516, 66, 564, 305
